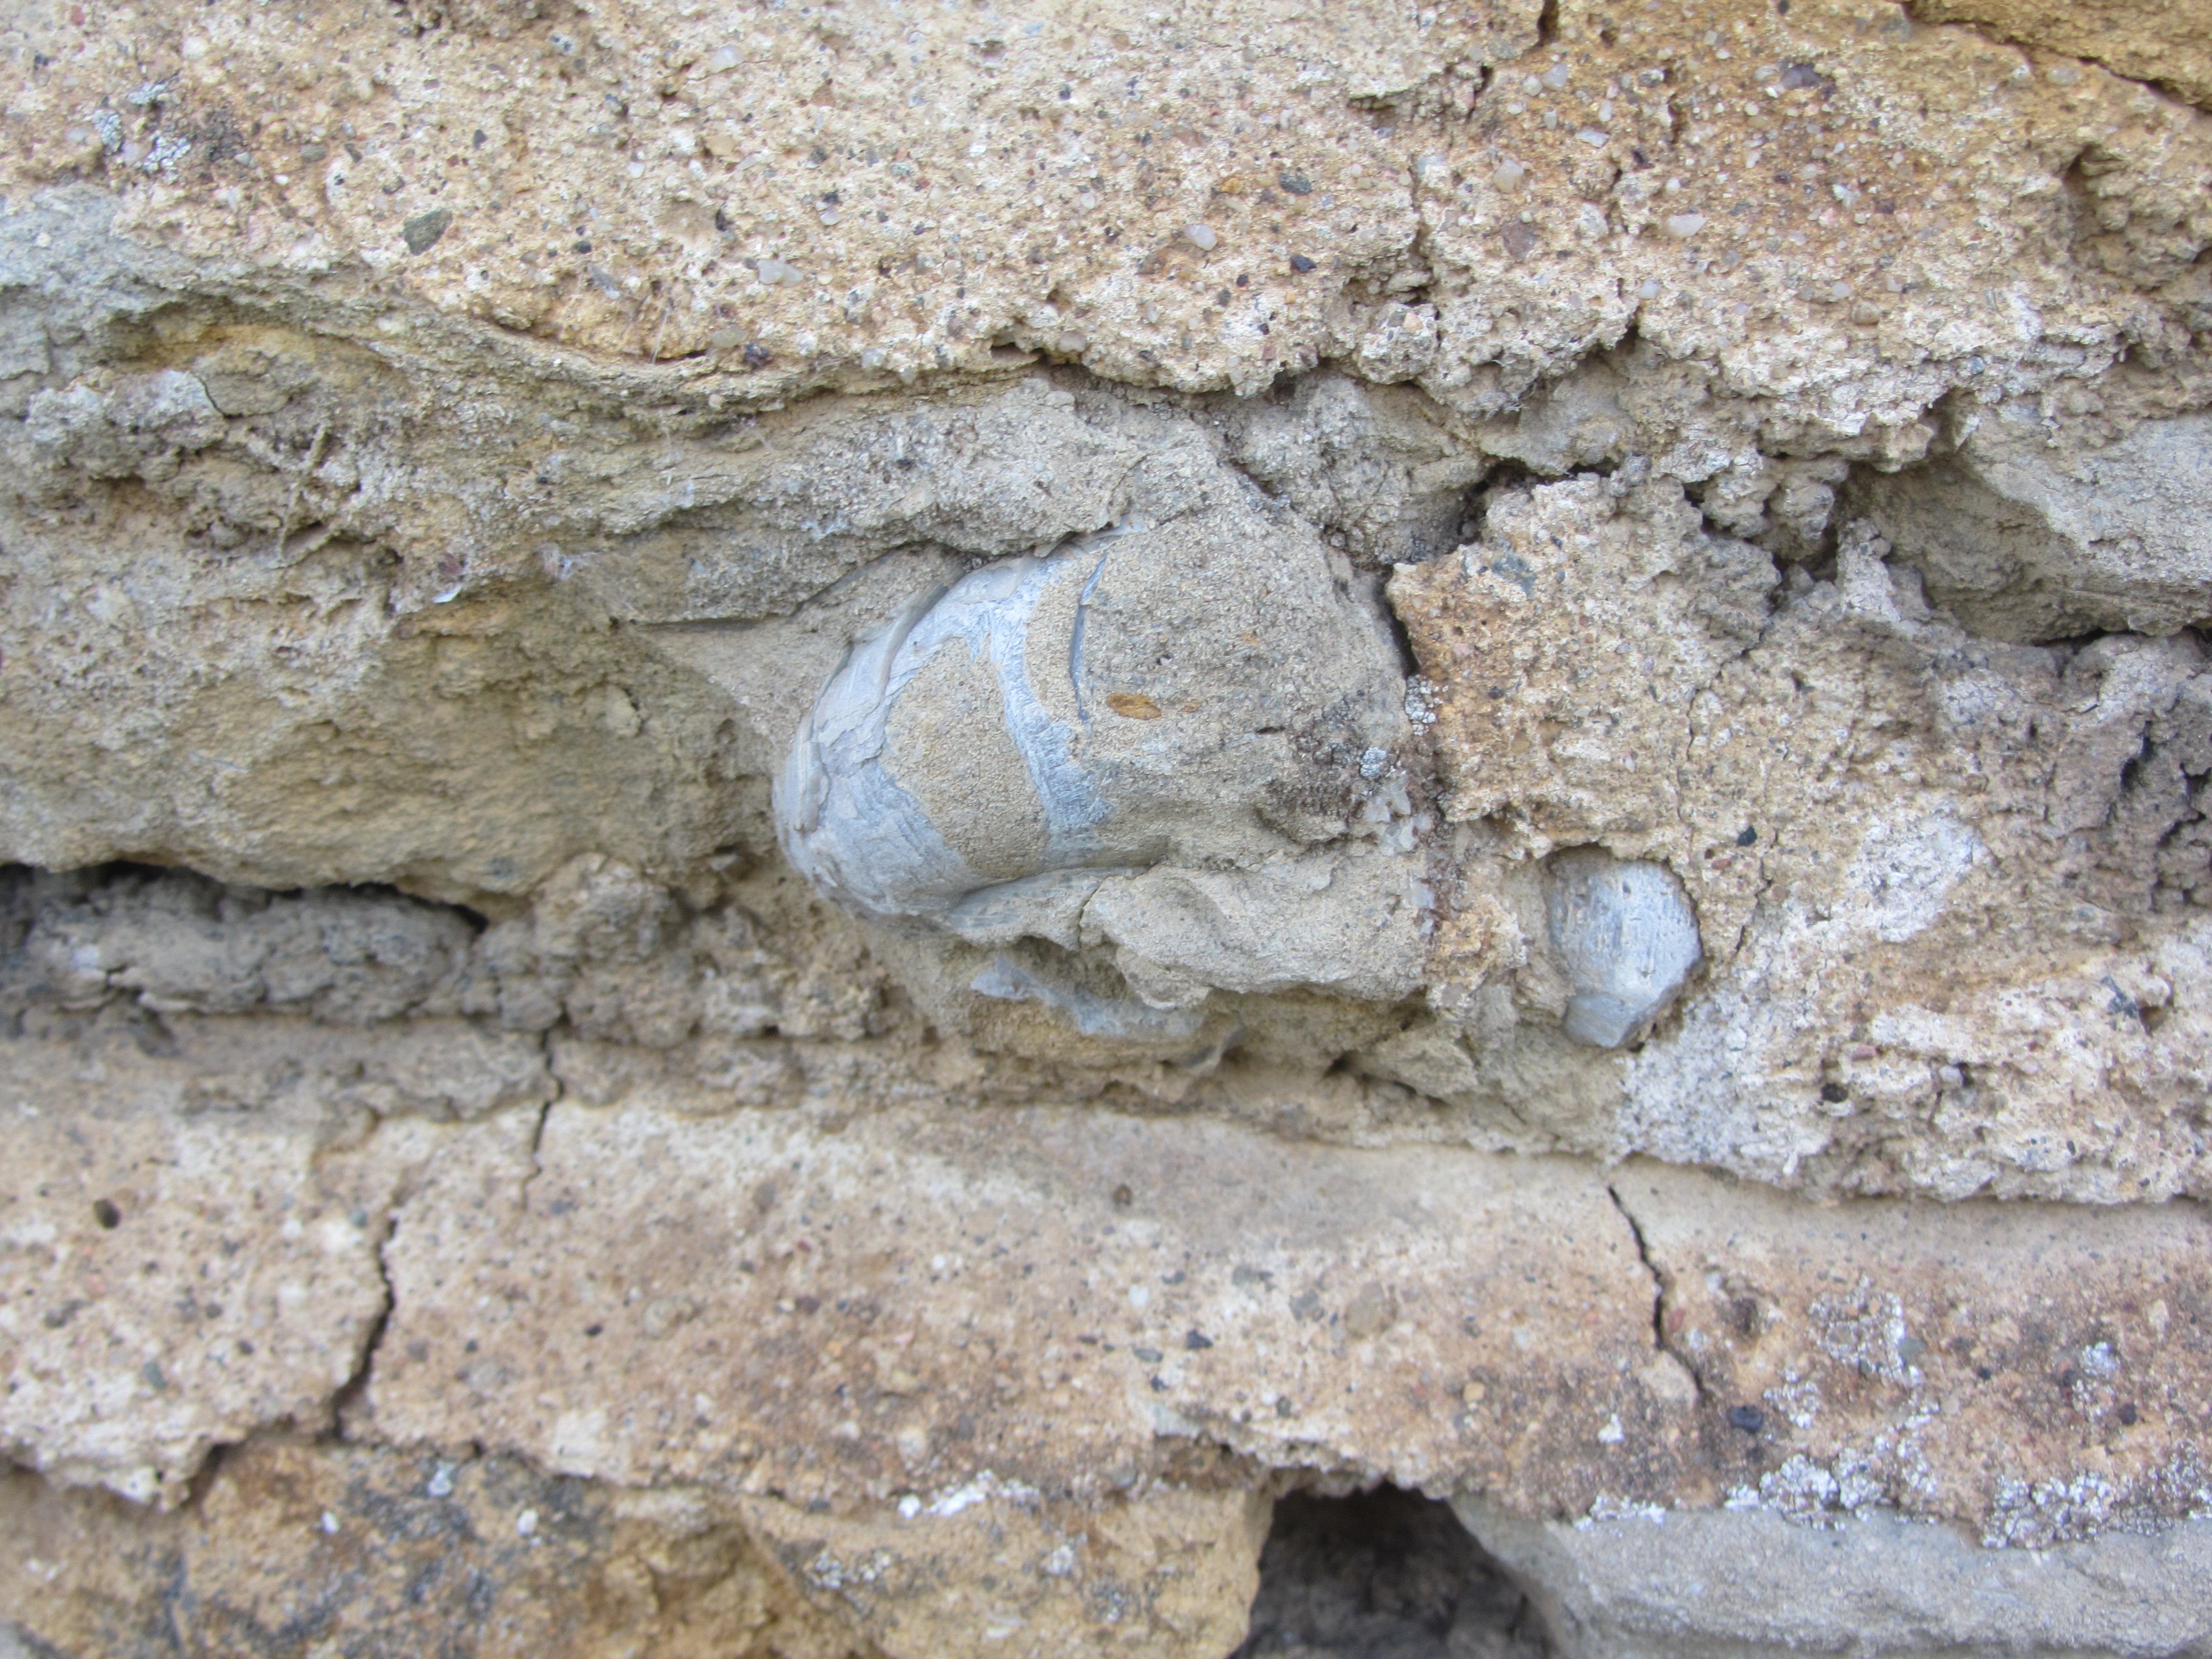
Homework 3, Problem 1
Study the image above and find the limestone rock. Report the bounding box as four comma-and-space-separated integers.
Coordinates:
739, 1484, 1269, 1659
0, 1040, 524, 1505
6, 0, 2212, 1645
1612, 1162, 2212, 1545
1461, 1501, 2212, 1659
362, 1100, 1679, 1516
1854, 407, 2212, 641
0, 1441, 871, 1659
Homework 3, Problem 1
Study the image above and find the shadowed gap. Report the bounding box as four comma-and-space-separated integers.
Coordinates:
1235, 1485, 1554, 1659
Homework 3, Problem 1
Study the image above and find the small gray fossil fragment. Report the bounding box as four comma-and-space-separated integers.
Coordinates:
1545, 848, 1702, 1048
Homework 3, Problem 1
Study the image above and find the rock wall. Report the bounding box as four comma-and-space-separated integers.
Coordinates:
3, 0, 2211, 1651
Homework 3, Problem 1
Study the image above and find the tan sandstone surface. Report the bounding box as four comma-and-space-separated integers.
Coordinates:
4, 0, 2212, 1651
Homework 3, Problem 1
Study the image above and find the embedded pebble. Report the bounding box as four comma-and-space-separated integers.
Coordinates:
1545, 849, 1703, 1048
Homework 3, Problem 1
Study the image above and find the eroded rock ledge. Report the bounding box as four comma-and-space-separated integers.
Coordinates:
6, 0, 2212, 1650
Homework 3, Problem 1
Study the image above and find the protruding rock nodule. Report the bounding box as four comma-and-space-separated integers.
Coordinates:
1545, 848, 1703, 1048
773, 511, 1432, 1025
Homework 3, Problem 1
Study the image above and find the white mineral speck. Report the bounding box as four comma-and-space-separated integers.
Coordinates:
1183, 223, 1218, 251
517, 1508, 539, 1536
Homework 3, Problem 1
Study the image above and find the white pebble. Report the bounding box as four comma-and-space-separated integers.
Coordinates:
517, 1508, 539, 1537
1542, 62, 1572, 89
1576, 127, 1610, 147
1183, 223, 1218, 251
1492, 160, 1526, 189
1665, 212, 1707, 238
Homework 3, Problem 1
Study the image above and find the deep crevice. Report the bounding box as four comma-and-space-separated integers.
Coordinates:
1234, 1485, 1554, 1658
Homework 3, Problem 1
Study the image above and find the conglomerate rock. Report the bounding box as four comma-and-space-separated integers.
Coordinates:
4, 0, 2212, 1651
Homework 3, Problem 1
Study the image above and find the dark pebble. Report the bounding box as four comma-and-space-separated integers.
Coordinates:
401, 207, 453, 254
1736, 825, 1758, 846
744, 342, 772, 368
1134, 1347, 1164, 1363
583, 1323, 602, 1337
1819, 1083, 1848, 1104
1150, 1375, 1170, 1392
1728, 1404, 1765, 1433
1279, 171, 1314, 195
1289, 253, 1316, 273
92, 1197, 122, 1229
1185, 1330, 1214, 1350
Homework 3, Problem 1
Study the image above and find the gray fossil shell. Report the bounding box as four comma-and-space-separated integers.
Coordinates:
1545, 848, 1704, 1048
773, 510, 1430, 1010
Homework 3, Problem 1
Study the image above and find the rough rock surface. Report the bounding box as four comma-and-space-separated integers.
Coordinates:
5, 0, 2212, 1650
